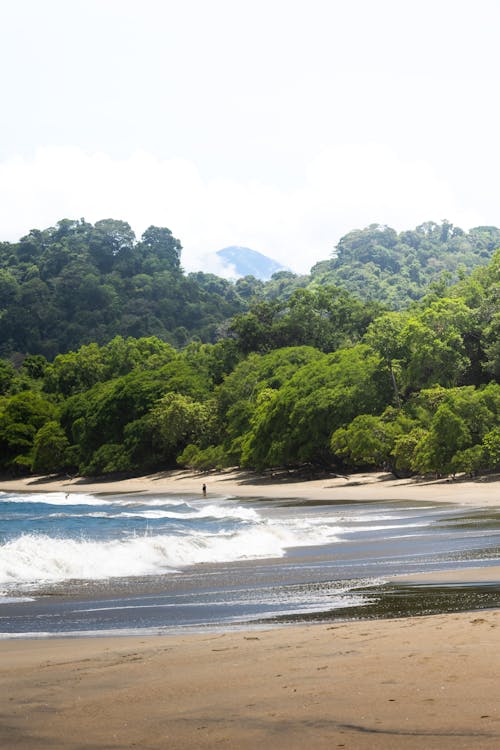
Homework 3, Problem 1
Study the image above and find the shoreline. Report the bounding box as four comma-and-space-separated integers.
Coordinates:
3, 467, 500, 506
3, 470, 500, 746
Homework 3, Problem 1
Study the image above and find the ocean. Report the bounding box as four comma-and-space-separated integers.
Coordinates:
2, 490, 500, 637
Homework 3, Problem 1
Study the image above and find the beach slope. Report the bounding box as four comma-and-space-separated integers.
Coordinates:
2, 612, 500, 749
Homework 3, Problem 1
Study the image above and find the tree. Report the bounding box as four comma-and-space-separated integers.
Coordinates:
32, 421, 71, 474
0, 360, 15, 394
216, 347, 323, 457
330, 414, 398, 469
450, 445, 485, 476
482, 313, 500, 380
229, 286, 382, 356
364, 312, 407, 406
21, 354, 48, 379
89, 219, 136, 273
399, 300, 472, 393
140, 226, 182, 273
411, 403, 471, 474
82, 443, 130, 476
483, 427, 500, 469
0, 391, 57, 471
147, 393, 215, 462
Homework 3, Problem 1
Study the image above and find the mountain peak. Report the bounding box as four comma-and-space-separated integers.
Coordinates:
216, 246, 286, 281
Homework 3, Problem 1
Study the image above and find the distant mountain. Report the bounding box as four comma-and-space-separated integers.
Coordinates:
216, 246, 286, 281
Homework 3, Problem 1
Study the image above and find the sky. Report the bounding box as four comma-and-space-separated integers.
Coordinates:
1, 0, 499, 275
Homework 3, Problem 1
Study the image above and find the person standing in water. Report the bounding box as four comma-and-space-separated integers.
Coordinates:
202, 483, 207, 497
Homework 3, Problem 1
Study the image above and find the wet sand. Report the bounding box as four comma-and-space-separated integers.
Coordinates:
394, 565, 500, 585
2, 469, 500, 748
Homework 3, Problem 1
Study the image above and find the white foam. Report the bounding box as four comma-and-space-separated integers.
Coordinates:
0, 514, 341, 587
108, 504, 260, 522
0, 492, 111, 506
43, 506, 260, 523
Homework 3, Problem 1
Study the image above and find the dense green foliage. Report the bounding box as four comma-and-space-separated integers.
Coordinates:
1, 217, 498, 361
1, 217, 500, 479
228, 287, 383, 354
0, 218, 248, 357
310, 221, 500, 309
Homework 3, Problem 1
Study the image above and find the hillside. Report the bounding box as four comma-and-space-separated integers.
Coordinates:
1, 242, 500, 480
309, 221, 500, 309
0, 218, 499, 362
0, 219, 249, 358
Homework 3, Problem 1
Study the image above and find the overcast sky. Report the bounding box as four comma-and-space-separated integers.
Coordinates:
1, 0, 499, 274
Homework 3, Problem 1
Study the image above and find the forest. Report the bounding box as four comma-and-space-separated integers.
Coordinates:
1, 217, 500, 479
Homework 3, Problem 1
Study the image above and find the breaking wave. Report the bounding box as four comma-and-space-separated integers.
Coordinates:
0, 492, 342, 587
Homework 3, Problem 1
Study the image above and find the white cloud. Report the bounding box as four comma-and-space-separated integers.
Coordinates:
0, 144, 491, 276
0, 2, 498, 275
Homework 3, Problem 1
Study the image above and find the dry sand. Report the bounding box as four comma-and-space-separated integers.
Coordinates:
2, 466, 500, 506
2, 612, 500, 749
2, 469, 500, 749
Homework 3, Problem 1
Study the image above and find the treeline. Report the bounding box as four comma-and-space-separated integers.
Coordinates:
0, 218, 253, 357
1, 245, 500, 478
1, 218, 500, 362
310, 221, 500, 309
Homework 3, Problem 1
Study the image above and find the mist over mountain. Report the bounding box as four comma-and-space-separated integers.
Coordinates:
216, 246, 287, 280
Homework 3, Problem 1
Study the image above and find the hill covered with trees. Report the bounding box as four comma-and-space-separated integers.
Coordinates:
1, 235, 500, 479
309, 221, 500, 309
0, 218, 250, 358
1, 218, 499, 361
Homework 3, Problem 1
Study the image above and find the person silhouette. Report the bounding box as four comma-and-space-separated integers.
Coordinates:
202, 483, 207, 497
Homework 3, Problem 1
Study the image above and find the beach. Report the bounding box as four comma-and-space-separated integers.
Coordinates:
2, 611, 500, 749
0, 470, 500, 506
2, 467, 500, 506
2, 469, 500, 748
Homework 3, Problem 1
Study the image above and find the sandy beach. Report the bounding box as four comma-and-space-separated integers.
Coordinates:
2, 612, 500, 749
2, 466, 500, 506
2, 469, 500, 748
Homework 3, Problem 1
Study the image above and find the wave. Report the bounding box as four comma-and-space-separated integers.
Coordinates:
0, 491, 112, 507
0, 493, 253, 521
0, 491, 200, 509
43, 504, 261, 523
0, 518, 341, 586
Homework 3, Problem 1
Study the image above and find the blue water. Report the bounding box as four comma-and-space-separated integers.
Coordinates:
0, 490, 290, 585
2, 490, 500, 636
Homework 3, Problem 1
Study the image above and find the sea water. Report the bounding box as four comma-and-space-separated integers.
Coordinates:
2, 490, 500, 636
